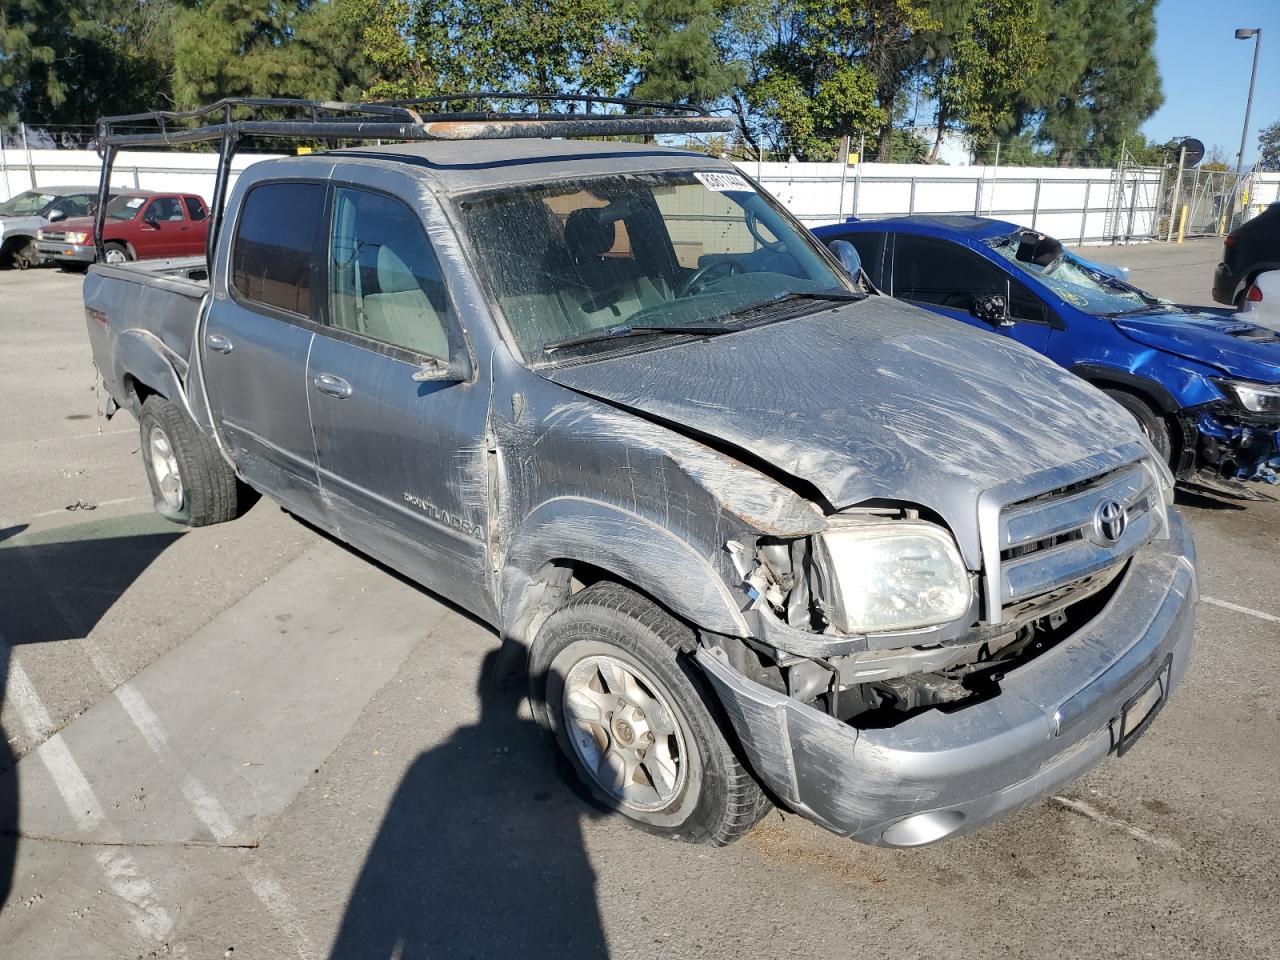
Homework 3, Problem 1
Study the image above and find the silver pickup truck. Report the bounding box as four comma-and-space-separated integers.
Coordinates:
83, 98, 1197, 848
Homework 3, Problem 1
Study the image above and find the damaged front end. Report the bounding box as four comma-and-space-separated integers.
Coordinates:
697, 446, 1197, 846
1188, 381, 1280, 485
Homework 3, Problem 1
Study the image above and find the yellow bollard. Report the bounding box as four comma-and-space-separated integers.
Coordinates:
1177, 204, 1187, 244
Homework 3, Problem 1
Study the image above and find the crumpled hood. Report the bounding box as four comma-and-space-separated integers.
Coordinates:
1115, 311, 1280, 383
545, 298, 1142, 564
47, 215, 96, 234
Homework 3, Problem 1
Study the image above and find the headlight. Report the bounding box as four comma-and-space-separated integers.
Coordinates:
65, 231, 88, 244
810, 519, 971, 634
37, 229, 45, 240
1217, 379, 1280, 415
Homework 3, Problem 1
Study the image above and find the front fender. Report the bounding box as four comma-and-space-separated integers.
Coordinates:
501, 496, 751, 639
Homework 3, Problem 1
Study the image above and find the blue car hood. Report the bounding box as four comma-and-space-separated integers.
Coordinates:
1114, 311, 1280, 382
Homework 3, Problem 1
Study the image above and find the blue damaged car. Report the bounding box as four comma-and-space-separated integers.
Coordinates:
815, 215, 1280, 485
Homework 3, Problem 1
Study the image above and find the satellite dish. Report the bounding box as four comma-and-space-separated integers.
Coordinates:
1178, 137, 1205, 168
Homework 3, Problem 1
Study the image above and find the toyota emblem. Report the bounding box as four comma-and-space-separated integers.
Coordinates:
1092, 499, 1128, 545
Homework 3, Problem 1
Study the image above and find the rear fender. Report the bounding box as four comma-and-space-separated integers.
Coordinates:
114, 329, 195, 421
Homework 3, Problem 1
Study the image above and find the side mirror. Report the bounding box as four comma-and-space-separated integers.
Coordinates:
826, 239, 863, 279
974, 293, 1012, 326
46, 208, 66, 222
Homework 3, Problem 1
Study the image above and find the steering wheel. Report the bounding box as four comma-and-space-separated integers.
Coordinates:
678, 258, 743, 297
745, 208, 786, 252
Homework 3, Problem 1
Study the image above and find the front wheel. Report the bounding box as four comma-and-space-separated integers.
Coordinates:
103, 242, 132, 265
138, 395, 252, 526
1102, 388, 1174, 467
529, 582, 770, 845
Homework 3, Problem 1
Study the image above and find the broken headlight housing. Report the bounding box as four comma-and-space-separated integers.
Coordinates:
810, 519, 971, 634
1216, 379, 1280, 416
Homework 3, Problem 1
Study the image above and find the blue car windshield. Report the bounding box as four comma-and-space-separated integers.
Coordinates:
985, 232, 1153, 316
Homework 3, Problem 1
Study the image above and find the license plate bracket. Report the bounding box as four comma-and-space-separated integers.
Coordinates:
1116, 655, 1172, 756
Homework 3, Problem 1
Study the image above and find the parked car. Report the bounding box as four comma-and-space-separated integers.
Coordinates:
815, 215, 1280, 485
0, 186, 109, 269
1234, 270, 1280, 332
39, 190, 209, 270
1213, 201, 1280, 306
84, 101, 1197, 849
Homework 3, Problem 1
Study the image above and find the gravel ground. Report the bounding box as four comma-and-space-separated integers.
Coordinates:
0, 239, 1276, 960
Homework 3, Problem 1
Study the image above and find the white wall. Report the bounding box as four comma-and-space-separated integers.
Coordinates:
5, 145, 1278, 245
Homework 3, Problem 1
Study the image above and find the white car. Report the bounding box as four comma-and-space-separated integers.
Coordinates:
1235, 270, 1280, 332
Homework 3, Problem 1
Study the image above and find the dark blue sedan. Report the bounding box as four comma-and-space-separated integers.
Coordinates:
813, 215, 1280, 485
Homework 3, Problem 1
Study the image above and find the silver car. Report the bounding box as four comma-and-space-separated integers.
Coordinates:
0, 187, 105, 269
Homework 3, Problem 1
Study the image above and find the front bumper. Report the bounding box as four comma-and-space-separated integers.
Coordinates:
37, 240, 94, 263
698, 511, 1198, 846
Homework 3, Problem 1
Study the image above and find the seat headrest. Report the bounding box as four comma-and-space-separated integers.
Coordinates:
564, 208, 614, 262
375, 244, 420, 294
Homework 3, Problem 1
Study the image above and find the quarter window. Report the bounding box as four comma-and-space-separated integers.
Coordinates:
327, 187, 452, 359
185, 196, 207, 221
231, 182, 324, 316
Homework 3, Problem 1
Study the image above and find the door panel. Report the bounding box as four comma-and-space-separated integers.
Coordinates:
203, 180, 328, 522
309, 184, 493, 617
202, 300, 323, 518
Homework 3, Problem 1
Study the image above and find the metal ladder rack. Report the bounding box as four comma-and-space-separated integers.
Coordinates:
91, 94, 733, 267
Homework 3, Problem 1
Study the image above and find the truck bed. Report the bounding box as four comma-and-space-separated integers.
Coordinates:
84, 256, 210, 417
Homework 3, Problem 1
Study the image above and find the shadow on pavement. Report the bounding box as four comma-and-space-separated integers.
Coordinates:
0, 513, 183, 912
330, 649, 608, 959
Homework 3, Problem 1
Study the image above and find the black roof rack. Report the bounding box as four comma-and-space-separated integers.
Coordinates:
94, 93, 732, 149
92, 94, 732, 265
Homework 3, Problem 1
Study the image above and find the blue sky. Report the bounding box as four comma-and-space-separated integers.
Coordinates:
1142, 0, 1278, 167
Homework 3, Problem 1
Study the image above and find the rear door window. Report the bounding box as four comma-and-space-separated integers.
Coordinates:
231, 182, 324, 316
891, 233, 1005, 308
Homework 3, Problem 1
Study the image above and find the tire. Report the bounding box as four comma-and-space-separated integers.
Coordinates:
1103, 388, 1173, 466
138, 395, 247, 526
529, 581, 770, 845
103, 242, 132, 265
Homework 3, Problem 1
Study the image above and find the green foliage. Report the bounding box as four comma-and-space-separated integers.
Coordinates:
1258, 120, 1280, 174
1, 0, 176, 132
631, 0, 743, 105
1012, 0, 1163, 165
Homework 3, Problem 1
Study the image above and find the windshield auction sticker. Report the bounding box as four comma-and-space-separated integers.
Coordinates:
695, 171, 754, 193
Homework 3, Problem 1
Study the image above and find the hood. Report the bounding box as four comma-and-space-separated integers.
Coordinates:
47, 215, 97, 234
544, 298, 1142, 566
1114, 310, 1280, 383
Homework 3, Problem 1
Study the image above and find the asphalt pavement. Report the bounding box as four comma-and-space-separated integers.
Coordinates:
0, 239, 1277, 959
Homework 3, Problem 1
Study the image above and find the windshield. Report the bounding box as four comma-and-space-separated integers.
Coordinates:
985, 231, 1154, 315
458, 170, 853, 360
0, 191, 56, 217
106, 195, 148, 220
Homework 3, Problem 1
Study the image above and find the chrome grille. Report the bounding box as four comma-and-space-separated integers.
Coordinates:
41, 231, 66, 242
978, 442, 1168, 624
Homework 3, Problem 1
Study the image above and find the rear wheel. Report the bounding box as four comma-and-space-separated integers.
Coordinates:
138, 395, 251, 526
1103, 388, 1173, 466
529, 582, 770, 845
103, 242, 131, 265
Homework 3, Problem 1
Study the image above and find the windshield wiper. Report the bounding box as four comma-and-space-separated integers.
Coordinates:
726, 288, 866, 320
544, 322, 743, 354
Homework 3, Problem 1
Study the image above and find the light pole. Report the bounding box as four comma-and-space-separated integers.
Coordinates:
1234, 28, 1262, 175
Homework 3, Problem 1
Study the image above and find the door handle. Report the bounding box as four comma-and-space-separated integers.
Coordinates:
314, 373, 353, 399
206, 334, 234, 354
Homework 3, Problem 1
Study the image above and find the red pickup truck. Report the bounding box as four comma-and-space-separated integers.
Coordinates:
38, 190, 209, 270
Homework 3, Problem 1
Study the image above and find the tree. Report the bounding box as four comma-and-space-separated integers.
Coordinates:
173, 0, 373, 107
1258, 120, 1280, 173
1014, 0, 1163, 165
1, 0, 177, 132
631, 0, 743, 106
922, 0, 1046, 161
350, 0, 643, 100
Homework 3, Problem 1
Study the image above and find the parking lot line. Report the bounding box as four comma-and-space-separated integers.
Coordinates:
1201, 596, 1280, 626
